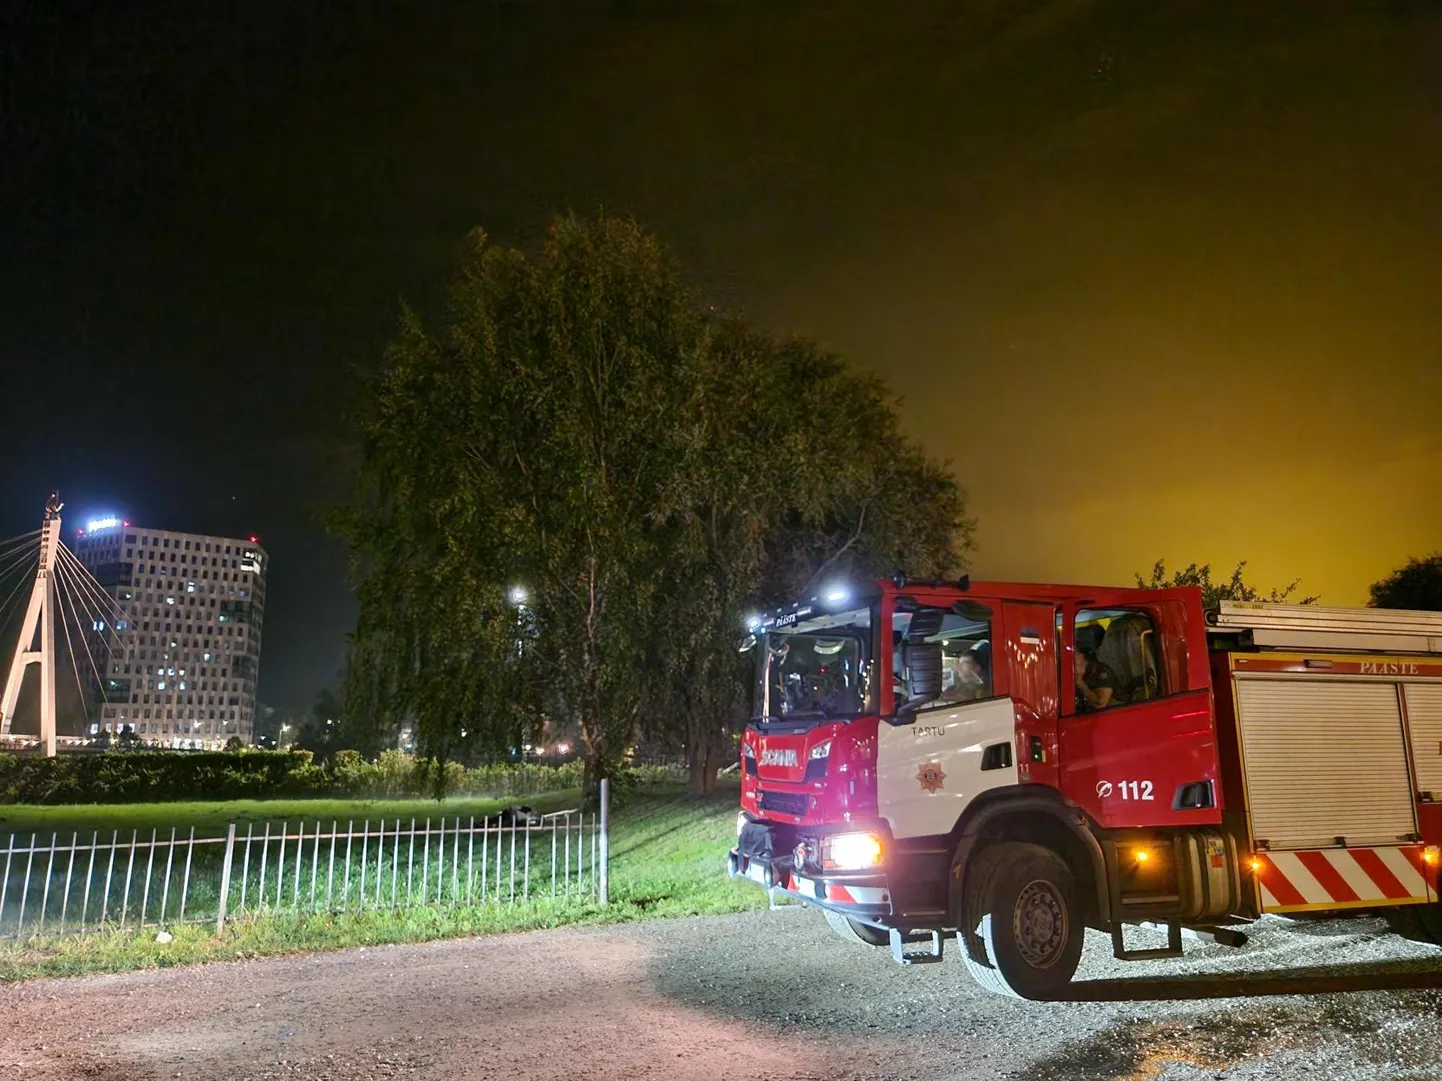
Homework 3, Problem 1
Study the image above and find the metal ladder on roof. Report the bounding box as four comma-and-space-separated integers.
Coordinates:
1208, 600, 1442, 654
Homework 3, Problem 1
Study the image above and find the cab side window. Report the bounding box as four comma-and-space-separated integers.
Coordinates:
894, 605, 994, 710
1073, 609, 1162, 712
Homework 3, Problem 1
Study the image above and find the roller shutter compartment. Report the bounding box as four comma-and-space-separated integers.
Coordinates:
1235, 679, 1417, 850
1403, 683, 1442, 799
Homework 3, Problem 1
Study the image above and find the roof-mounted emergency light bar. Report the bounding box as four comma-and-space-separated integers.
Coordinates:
745, 578, 891, 634
890, 571, 970, 592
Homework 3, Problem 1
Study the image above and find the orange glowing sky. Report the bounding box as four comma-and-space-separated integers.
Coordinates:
5, 1, 1438, 704
636, 3, 1442, 603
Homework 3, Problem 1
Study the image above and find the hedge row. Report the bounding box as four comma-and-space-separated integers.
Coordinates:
0, 750, 680, 806
0, 751, 327, 805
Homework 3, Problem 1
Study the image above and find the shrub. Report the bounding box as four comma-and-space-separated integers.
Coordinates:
0, 751, 329, 805
331, 749, 378, 795
373, 749, 420, 796
0, 750, 684, 806
461, 760, 584, 798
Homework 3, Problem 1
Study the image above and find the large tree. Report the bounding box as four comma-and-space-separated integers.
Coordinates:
343, 216, 697, 792
1369, 554, 1442, 611
648, 326, 970, 794
1136, 559, 1318, 608
342, 215, 970, 796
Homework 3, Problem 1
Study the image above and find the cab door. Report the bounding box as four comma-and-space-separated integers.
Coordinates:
1057, 594, 1223, 829
1000, 601, 1060, 790
875, 596, 1017, 840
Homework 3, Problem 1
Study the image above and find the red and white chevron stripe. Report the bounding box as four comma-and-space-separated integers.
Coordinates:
790, 875, 891, 907
1254, 846, 1435, 912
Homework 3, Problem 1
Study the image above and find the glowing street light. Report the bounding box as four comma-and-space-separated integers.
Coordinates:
508, 585, 528, 607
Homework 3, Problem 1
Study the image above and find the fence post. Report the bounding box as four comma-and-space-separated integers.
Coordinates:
216, 823, 236, 933
598, 777, 610, 907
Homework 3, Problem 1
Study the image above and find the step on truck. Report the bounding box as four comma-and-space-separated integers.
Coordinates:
726, 576, 1442, 999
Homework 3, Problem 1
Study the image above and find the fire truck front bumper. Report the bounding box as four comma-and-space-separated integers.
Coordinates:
728, 847, 892, 913
728, 819, 894, 922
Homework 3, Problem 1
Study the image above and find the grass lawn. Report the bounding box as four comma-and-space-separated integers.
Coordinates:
0, 783, 764, 980
0, 790, 587, 839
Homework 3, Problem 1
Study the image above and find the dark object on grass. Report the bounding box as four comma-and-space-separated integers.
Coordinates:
497, 805, 540, 826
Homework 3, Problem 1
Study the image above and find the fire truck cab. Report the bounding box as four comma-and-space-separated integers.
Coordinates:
727, 576, 1442, 999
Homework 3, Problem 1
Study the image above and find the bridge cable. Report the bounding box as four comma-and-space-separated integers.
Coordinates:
52, 567, 93, 731
0, 553, 38, 637
53, 547, 125, 655
55, 544, 129, 623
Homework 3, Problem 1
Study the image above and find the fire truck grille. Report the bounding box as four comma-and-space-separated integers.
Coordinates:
758, 790, 808, 817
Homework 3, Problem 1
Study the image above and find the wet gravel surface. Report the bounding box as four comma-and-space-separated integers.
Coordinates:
2, 910, 1441, 1080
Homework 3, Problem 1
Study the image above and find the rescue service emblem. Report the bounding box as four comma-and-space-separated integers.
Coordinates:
916, 762, 946, 793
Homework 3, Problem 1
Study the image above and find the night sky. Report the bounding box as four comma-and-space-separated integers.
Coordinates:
3, 1, 1439, 713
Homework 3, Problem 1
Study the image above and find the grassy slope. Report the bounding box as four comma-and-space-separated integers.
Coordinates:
0, 785, 763, 980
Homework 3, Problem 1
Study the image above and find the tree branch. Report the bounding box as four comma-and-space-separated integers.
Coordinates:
804, 499, 870, 592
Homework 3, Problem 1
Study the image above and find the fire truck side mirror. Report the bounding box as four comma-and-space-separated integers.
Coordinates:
736, 633, 757, 653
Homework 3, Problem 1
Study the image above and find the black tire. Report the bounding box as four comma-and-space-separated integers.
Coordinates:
1387, 903, 1442, 945
955, 841, 1084, 999
823, 908, 890, 947
1420, 905, 1442, 944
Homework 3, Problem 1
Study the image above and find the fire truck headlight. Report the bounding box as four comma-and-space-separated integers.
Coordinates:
809, 740, 832, 760
740, 740, 755, 759
822, 831, 884, 871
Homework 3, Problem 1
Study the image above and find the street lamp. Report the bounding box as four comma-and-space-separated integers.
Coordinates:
508, 585, 528, 607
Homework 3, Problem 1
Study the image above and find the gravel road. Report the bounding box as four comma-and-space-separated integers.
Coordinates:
4, 910, 1442, 1081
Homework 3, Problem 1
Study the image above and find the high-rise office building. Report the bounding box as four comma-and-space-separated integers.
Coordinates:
72, 522, 268, 748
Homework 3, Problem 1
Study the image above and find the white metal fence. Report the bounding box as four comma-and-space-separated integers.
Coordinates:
0, 786, 609, 941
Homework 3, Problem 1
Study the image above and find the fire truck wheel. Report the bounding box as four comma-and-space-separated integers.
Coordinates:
956, 842, 1083, 1000
823, 908, 891, 947
1420, 904, 1442, 945
1387, 903, 1442, 945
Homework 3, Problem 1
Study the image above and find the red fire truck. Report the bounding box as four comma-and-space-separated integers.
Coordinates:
727, 577, 1442, 998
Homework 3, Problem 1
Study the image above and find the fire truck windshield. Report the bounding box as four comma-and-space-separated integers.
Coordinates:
753, 607, 873, 725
